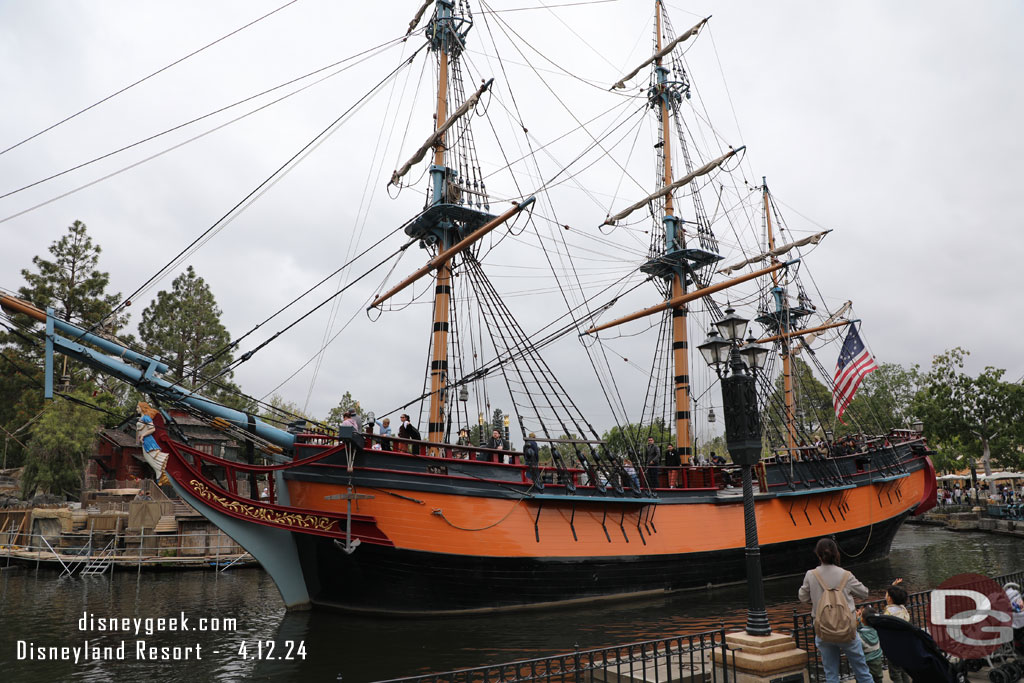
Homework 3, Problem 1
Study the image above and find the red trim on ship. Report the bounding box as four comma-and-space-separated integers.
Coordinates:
155, 420, 393, 547
913, 455, 938, 516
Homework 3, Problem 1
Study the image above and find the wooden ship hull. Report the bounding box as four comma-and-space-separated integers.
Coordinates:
162, 422, 936, 613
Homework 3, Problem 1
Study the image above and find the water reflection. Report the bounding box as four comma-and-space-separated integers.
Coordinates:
2, 525, 1022, 682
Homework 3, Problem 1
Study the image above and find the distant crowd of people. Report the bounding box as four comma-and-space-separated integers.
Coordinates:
783, 434, 879, 462
938, 481, 1024, 506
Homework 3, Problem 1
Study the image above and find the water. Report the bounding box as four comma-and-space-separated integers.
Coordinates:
2, 525, 1022, 682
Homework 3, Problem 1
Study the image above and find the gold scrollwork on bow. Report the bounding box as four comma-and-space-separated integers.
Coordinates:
189, 480, 334, 532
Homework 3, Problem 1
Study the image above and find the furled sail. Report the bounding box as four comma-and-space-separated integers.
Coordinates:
792, 300, 852, 355
716, 230, 831, 275
406, 0, 432, 36
390, 79, 492, 186
603, 146, 742, 225
612, 17, 709, 90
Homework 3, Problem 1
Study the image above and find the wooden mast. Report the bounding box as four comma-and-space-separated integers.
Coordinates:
427, 4, 452, 444
655, 1, 693, 463
763, 181, 797, 454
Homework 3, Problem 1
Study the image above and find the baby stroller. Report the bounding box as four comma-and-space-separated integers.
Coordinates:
864, 613, 970, 683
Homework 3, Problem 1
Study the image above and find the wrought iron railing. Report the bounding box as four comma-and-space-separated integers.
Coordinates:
791, 570, 1024, 681
374, 627, 734, 683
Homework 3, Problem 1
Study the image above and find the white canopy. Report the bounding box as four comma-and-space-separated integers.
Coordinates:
980, 471, 1024, 480
937, 474, 969, 481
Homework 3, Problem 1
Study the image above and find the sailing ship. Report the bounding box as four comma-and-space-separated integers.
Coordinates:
1, 0, 936, 614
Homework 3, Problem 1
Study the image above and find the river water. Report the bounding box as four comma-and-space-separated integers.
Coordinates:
2, 525, 1022, 682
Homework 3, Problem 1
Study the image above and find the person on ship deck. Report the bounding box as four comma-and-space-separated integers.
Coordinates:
453, 428, 471, 459
644, 437, 660, 489
398, 414, 421, 453
487, 428, 511, 464
664, 446, 680, 488
523, 433, 540, 484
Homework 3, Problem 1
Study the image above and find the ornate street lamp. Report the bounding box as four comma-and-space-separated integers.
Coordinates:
698, 328, 732, 370
739, 332, 770, 372
697, 308, 771, 637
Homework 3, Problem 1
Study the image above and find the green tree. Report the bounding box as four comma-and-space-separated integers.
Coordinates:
19, 220, 126, 332
468, 422, 485, 447
763, 357, 832, 446
554, 433, 582, 465
914, 348, 1024, 475
695, 434, 727, 461
138, 266, 242, 408
325, 391, 365, 425
1, 220, 129, 467
20, 390, 105, 498
602, 419, 672, 457
0, 349, 45, 469
261, 393, 315, 427
839, 362, 921, 435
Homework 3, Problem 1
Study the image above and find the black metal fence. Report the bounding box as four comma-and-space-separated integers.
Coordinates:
378, 570, 1024, 683
375, 627, 734, 683
791, 570, 1024, 681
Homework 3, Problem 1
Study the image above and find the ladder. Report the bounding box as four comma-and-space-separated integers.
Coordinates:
80, 538, 117, 576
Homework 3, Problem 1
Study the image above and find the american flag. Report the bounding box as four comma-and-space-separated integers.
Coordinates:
833, 324, 877, 423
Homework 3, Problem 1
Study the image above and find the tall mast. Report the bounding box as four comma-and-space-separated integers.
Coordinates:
763, 179, 797, 454
604, 3, 721, 460
388, 0, 493, 445
656, 1, 692, 463
427, 0, 453, 444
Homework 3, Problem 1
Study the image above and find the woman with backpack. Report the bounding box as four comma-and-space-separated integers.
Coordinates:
798, 537, 874, 683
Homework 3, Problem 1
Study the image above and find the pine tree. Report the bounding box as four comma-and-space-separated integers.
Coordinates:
1, 220, 127, 469
19, 220, 125, 330
138, 266, 242, 407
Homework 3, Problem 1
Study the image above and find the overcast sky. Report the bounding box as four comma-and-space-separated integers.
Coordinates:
1, 1, 1021, 443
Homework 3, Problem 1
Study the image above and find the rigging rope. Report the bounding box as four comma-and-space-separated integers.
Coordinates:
0, 0, 301, 158
69, 42, 428, 349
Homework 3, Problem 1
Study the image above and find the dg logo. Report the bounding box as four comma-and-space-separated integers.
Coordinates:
928, 573, 1015, 659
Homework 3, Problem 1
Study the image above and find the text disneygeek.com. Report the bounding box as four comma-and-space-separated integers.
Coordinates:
16, 611, 236, 663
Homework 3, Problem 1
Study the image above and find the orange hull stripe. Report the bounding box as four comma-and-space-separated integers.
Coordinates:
287, 470, 927, 558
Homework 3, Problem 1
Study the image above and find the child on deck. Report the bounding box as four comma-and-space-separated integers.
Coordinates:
856, 607, 883, 683
884, 579, 911, 683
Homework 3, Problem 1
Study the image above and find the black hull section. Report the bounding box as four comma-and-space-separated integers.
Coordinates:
294, 511, 909, 615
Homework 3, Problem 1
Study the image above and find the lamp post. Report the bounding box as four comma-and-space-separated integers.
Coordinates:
698, 307, 771, 637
